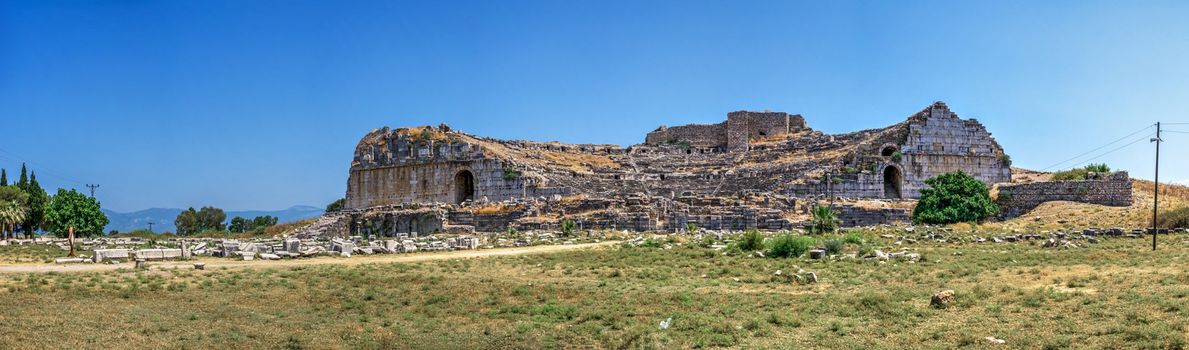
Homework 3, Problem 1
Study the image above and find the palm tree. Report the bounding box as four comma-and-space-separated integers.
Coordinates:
0, 200, 27, 240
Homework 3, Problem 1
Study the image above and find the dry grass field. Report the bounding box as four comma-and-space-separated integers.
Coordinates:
0, 231, 1186, 349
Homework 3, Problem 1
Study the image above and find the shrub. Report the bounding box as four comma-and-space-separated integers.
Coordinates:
1158, 207, 1189, 228
1052, 163, 1111, 181
735, 229, 765, 251
890, 151, 903, 162
560, 220, 577, 236
766, 233, 815, 258
843, 232, 864, 245
824, 238, 844, 255
808, 205, 839, 234
912, 171, 999, 225
686, 223, 698, 235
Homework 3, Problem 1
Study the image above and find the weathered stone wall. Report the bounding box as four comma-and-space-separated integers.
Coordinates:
348, 208, 445, 237
899, 103, 1011, 197
995, 172, 1133, 218
727, 111, 802, 152
345, 127, 572, 209
645, 110, 804, 152
835, 205, 911, 227
644, 123, 727, 148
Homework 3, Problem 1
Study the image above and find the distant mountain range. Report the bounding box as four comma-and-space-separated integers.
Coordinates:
101, 206, 325, 233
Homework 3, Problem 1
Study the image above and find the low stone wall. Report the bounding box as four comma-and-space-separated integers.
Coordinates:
834, 205, 911, 227
996, 171, 1132, 218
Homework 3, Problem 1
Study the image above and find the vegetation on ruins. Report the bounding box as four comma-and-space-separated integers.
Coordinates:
44, 188, 109, 238
808, 205, 840, 234
823, 238, 845, 255
325, 198, 345, 212
890, 151, 903, 162
686, 223, 698, 235
174, 206, 227, 235
1158, 206, 1189, 229
734, 229, 765, 251
501, 168, 521, 181
1052, 163, 1111, 181
765, 232, 814, 258
559, 219, 576, 236
912, 171, 999, 225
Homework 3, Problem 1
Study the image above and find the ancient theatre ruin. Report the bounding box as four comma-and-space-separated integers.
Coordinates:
296, 102, 1029, 237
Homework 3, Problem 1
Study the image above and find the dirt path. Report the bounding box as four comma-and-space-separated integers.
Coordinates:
0, 241, 619, 274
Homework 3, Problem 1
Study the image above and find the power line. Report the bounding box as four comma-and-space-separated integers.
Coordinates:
1067, 132, 1155, 169
0, 146, 88, 186
1040, 124, 1155, 171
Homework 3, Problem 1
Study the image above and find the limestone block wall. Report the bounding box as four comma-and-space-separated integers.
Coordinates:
995, 171, 1133, 218
644, 123, 727, 148
834, 205, 911, 227
897, 103, 1011, 198
345, 159, 551, 209
349, 208, 445, 237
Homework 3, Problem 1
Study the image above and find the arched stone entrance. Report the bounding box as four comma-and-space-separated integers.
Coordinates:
883, 166, 902, 199
454, 170, 475, 204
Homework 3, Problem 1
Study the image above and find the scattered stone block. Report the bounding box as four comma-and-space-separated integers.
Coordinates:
54, 257, 85, 264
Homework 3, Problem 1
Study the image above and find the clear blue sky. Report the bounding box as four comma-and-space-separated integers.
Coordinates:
2, 0, 1188, 212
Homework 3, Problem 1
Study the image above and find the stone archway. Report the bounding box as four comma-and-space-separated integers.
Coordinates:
883, 165, 903, 199
454, 170, 475, 204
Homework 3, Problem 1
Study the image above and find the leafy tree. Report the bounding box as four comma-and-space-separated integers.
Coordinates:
20, 172, 48, 238
912, 171, 999, 225
326, 198, 346, 212
250, 215, 278, 232
196, 206, 227, 232
228, 216, 249, 233
45, 188, 109, 238
808, 205, 840, 234
176, 206, 227, 235
175, 208, 200, 235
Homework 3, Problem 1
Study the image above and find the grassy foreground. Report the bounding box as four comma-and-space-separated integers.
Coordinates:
0, 233, 1187, 349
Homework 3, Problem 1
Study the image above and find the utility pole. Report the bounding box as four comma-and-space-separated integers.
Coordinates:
86, 184, 100, 198
147, 222, 155, 233
1151, 122, 1162, 251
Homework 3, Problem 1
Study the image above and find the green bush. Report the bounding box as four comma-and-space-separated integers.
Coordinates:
766, 234, 815, 258
808, 205, 840, 234
824, 238, 844, 255
560, 220, 576, 236
735, 229, 765, 251
1158, 207, 1189, 228
1052, 163, 1111, 181
843, 232, 864, 245
912, 171, 999, 225
890, 151, 903, 162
